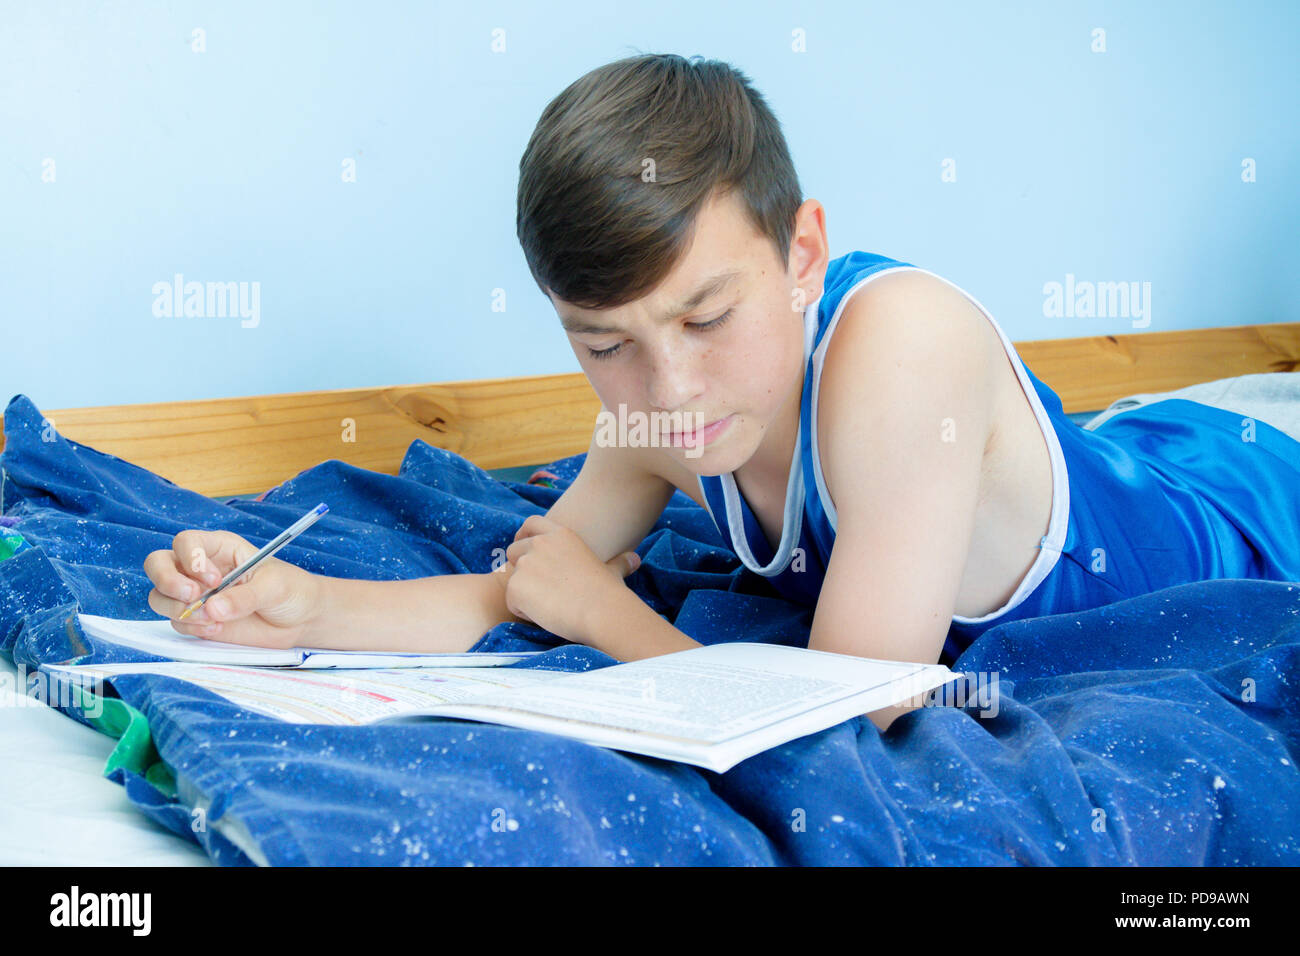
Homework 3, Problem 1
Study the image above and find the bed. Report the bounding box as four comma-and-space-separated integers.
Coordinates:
2, 320, 1299, 866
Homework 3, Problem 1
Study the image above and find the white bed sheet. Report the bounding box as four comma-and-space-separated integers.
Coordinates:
1084, 370, 1300, 441
0, 654, 212, 866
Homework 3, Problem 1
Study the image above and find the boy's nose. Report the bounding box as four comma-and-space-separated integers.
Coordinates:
647, 376, 702, 418
645, 349, 703, 413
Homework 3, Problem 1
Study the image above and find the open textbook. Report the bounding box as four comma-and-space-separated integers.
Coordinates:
76, 613, 539, 668
43, 642, 955, 773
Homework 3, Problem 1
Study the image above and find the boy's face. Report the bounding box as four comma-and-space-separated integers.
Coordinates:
549, 190, 828, 477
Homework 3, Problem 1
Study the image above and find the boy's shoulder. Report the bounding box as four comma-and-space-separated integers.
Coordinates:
815, 265, 1005, 499
822, 265, 997, 365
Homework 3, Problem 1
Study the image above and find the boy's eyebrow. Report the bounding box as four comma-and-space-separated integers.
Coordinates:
560, 269, 742, 335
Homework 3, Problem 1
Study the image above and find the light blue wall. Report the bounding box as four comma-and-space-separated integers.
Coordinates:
4, 0, 1297, 410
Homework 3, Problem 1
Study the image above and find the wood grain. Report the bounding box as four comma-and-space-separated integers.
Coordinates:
3, 322, 1297, 498
1016, 322, 1300, 413
0, 375, 602, 499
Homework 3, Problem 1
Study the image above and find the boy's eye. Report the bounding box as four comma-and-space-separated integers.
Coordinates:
586, 309, 734, 361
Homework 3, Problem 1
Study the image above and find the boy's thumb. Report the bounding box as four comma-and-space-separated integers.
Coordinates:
608, 551, 641, 576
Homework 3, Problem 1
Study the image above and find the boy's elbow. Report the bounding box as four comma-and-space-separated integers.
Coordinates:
865, 699, 922, 734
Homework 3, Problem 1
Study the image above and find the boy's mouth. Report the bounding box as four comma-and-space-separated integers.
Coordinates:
664, 414, 734, 449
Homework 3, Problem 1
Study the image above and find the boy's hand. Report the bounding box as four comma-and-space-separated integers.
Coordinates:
502, 515, 641, 643
143, 529, 322, 649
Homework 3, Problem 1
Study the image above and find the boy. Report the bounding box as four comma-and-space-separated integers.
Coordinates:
144, 55, 1300, 733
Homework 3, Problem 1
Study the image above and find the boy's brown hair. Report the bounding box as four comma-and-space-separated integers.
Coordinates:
516, 53, 803, 310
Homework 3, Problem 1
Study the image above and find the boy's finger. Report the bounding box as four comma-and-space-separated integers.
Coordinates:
515, 514, 557, 539
604, 551, 640, 577
171, 530, 222, 584
505, 537, 535, 564
171, 529, 254, 585
169, 618, 223, 639
143, 550, 204, 602
203, 572, 275, 623
147, 587, 213, 624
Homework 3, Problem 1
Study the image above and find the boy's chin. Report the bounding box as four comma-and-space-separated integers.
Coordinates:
668, 441, 751, 476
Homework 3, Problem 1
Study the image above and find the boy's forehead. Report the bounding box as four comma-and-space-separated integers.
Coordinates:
551, 188, 791, 333
551, 190, 775, 326
552, 262, 746, 334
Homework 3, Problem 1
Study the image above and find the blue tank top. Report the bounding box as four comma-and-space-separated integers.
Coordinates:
697, 251, 1300, 667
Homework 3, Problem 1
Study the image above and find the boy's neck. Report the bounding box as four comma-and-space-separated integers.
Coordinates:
732, 370, 804, 497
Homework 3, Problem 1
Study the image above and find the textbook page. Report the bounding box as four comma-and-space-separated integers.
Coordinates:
424, 642, 948, 741
75, 613, 536, 668
394, 643, 955, 771
43, 661, 568, 724
46, 643, 955, 772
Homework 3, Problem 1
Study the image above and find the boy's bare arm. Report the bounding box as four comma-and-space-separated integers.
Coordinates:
299, 569, 524, 653
579, 579, 702, 662
296, 421, 674, 655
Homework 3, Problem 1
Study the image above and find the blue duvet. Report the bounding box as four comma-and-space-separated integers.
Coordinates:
1, 393, 1297, 865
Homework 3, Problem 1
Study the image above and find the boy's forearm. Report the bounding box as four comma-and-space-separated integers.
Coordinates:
301, 570, 523, 653
581, 585, 702, 661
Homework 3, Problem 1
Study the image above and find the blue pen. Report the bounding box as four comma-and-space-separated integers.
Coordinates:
178, 502, 328, 620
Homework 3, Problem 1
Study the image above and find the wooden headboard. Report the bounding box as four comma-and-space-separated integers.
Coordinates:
4, 321, 1298, 499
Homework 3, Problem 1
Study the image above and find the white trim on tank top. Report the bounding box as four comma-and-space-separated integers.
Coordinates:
807, 265, 1070, 625
694, 295, 823, 576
